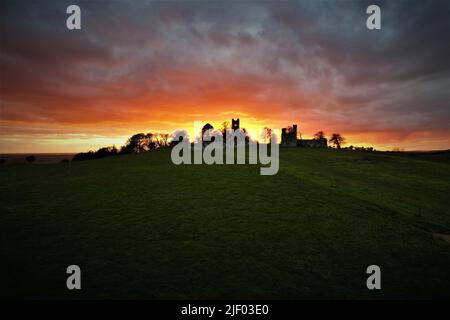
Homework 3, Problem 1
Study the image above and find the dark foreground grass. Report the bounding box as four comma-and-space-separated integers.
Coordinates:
1, 148, 449, 299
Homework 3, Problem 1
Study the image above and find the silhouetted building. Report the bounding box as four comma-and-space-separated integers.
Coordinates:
281, 124, 327, 148
281, 124, 297, 146
297, 138, 327, 148
232, 118, 240, 131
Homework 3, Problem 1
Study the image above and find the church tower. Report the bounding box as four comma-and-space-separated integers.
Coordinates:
231, 118, 240, 131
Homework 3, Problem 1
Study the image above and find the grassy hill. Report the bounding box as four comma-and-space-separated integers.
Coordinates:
1, 148, 449, 299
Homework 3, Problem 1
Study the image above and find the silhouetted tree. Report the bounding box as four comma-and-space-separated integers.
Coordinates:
25, 155, 36, 163
96, 146, 118, 157
220, 121, 230, 134
314, 131, 326, 140
220, 121, 230, 141
329, 133, 345, 149
124, 133, 149, 153
77, 150, 95, 160
119, 145, 132, 155
201, 123, 214, 142
263, 127, 272, 143
145, 133, 157, 150
73, 146, 118, 161
154, 133, 170, 148
161, 133, 170, 147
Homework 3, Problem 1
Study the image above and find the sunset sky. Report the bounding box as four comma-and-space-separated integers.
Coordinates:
1, 0, 449, 153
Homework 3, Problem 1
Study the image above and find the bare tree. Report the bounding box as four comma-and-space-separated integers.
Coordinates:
263, 127, 272, 143
220, 121, 230, 134
329, 133, 345, 149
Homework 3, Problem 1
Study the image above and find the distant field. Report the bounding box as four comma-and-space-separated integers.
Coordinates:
1, 148, 449, 299
0, 153, 75, 164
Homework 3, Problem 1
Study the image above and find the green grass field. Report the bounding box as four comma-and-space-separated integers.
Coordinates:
1, 148, 449, 299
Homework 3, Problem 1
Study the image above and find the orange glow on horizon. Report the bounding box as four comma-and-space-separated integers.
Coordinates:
2, 110, 447, 153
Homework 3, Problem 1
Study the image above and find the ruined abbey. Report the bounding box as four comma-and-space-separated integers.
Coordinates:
281, 124, 327, 148
199, 119, 326, 148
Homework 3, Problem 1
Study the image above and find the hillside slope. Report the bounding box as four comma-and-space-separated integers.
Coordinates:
1, 148, 449, 299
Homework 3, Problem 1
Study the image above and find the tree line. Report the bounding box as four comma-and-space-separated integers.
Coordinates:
72, 132, 171, 161
72, 130, 372, 161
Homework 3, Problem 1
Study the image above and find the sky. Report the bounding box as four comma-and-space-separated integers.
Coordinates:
0, 0, 449, 153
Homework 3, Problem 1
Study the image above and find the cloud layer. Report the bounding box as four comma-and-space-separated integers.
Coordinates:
1, 0, 449, 152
